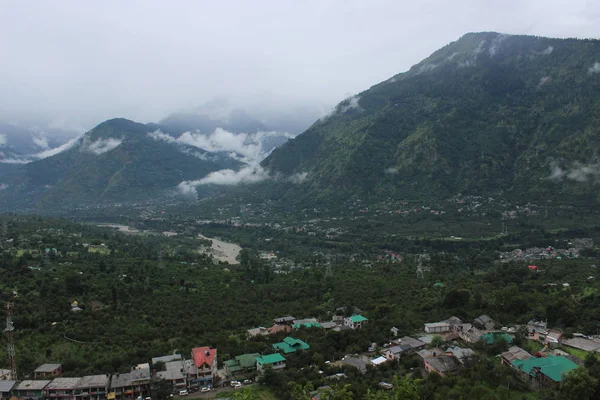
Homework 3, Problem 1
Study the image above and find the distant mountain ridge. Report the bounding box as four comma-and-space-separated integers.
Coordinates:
0, 118, 242, 211
262, 32, 600, 205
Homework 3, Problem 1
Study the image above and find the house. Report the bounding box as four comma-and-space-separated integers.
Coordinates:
382, 345, 412, 361
501, 346, 533, 366
256, 354, 286, 373
320, 322, 338, 331
70, 301, 83, 312
370, 356, 388, 366
399, 336, 426, 350
109, 365, 151, 399
423, 355, 461, 376
474, 315, 495, 331
417, 348, 444, 360
190, 347, 217, 387
512, 355, 578, 389
45, 377, 83, 400
0, 369, 11, 380
151, 354, 182, 365
390, 327, 399, 337
527, 320, 548, 341
273, 316, 296, 325
344, 315, 368, 329
34, 363, 63, 379
341, 356, 367, 374
273, 337, 310, 354
0, 381, 16, 400
543, 330, 563, 347
562, 337, 600, 352
223, 353, 260, 378
74, 374, 110, 400
247, 327, 271, 337
480, 332, 513, 345
268, 324, 292, 335
445, 347, 475, 365
292, 321, 322, 329
424, 322, 451, 334
156, 360, 187, 392
12, 380, 51, 400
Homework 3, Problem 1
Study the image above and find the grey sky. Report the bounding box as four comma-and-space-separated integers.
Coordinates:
1, 0, 599, 131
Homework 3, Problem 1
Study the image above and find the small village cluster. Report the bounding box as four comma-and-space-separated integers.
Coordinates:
0, 314, 370, 400
2, 311, 598, 399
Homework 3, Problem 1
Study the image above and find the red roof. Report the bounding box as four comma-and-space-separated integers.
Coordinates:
192, 347, 217, 367
528, 265, 538, 270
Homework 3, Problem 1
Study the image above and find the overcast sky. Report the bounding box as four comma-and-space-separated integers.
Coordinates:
1, 0, 599, 131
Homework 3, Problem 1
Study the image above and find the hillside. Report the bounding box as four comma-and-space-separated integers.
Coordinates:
262, 32, 600, 205
0, 118, 241, 211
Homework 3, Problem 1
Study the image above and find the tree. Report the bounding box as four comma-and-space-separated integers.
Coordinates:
322, 385, 354, 400
231, 387, 261, 400
430, 335, 444, 348
392, 375, 422, 400
288, 381, 314, 400
149, 377, 172, 400
560, 367, 598, 400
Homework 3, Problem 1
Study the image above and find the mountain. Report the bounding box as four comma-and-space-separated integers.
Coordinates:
0, 118, 242, 211
262, 32, 600, 205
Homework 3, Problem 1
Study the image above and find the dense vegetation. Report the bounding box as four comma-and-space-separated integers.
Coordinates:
2, 215, 600, 399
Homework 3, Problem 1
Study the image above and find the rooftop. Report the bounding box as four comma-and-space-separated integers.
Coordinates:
563, 338, 600, 352
501, 346, 532, 364
15, 380, 51, 391
480, 332, 513, 345
34, 363, 62, 373
0, 381, 17, 392
151, 354, 182, 364
75, 375, 110, 389
273, 337, 310, 353
47, 378, 83, 390
512, 355, 578, 382
191, 347, 217, 368
292, 322, 322, 329
426, 355, 460, 373
257, 353, 286, 365
349, 315, 368, 323
399, 336, 426, 349
157, 369, 184, 381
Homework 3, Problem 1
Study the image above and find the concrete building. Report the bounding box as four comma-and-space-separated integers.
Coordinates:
109, 365, 151, 399
190, 347, 217, 388
45, 377, 83, 400
34, 363, 63, 379
256, 354, 286, 373
0, 381, 17, 400
74, 374, 110, 400
13, 380, 51, 400
344, 315, 368, 329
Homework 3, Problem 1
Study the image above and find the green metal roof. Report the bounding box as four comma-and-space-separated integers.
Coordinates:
349, 315, 368, 323
257, 353, 286, 365
223, 353, 260, 370
273, 337, 310, 353
480, 332, 513, 345
292, 322, 322, 329
512, 355, 577, 382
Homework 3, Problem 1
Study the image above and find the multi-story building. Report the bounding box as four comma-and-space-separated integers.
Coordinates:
190, 347, 217, 388
74, 374, 110, 400
34, 364, 63, 379
12, 380, 51, 400
109, 365, 150, 399
45, 377, 83, 400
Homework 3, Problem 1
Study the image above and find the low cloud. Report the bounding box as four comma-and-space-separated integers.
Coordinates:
549, 160, 600, 182
541, 46, 554, 55
32, 134, 50, 149
35, 135, 82, 159
0, 134, 6, 147
149, 129, 292, 163
589, 62, 600, 75
178, 165, 308, 196
0, 183, 8, 190
385, 167, 399, 174
538, 76, 551, 87
320, 95, 362, 121
84, 138, 123, 155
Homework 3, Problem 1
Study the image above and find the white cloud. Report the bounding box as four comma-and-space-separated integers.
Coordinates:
32, 135, 49, 149
288, 172, 308, 183
0, 134, 6, 147
85, 138, 123, 155
541, 46, 554, 55
320, 95, 362, 121
149, 128, 292, 163
549, 160, 600, 182
35, 135, 82, 159
385, 167, 399, 174
417, 63, 438, 74
538, 76, 551, 87
589, 62, 600, 74
0, 183, 8, 190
